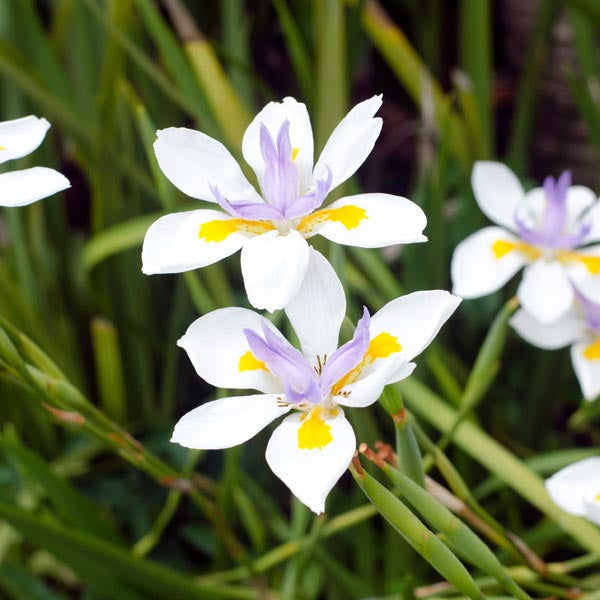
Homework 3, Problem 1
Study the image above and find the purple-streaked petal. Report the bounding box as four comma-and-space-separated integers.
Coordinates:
320, 307, 371, 392
210, 184, 239, 217
225, 201, 284, 220
541, 172, 570, 239
211, 184, 284, 220
260, 121, 299, 214
283, 166, 333, 219
244, 321, 321, 404
575, 288, 600, 332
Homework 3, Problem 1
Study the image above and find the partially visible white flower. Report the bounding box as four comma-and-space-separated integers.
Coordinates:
142, 96, 427, 312
171, 248, 460, 513
545, 457, 600, 525
0, 116, 70, 206
451, 162, 600, 324
511, 293, 600, 401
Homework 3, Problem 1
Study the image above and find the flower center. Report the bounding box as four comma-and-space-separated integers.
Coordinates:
512, 171, 591, 251
208, 121, 332, 224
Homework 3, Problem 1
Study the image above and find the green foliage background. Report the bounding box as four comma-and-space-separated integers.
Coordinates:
0, 1, 599, 598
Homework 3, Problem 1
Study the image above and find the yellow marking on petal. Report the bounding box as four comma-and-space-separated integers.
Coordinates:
595, 492, 600, 501
492, 239, 540, 260
583, 338, 600, 361
198, 219, 275, 243
558, 251, 600, 274
366, 332, 402, 360
298, 205, 368, 235
581, 256, 600, 274
0, 146, 4, 151
576, 255, 600, 274
291, 147, 300, 162
297, 406, 333, 450
332, 332, 402, 395
327, 205, 368, 229
238, 350, 267, 372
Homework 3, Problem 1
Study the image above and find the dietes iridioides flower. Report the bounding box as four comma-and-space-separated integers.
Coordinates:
511, 293, 600, 401
171, 249, 460, 513
545, 458, 600, 526
0, 116, 70, 206
142, 96, 427, 312
452, 162, 600, 323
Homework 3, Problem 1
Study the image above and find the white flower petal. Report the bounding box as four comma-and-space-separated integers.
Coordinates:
284, 248, 345, 366
171, 394, 290, 450
154, 127, 261, 203
307, 193, 427, 248
141, 210, 248, 275
564, 245, 600, 305
0, 115, 50, 164
177, 307, 282, 393
583, 498, 600, 526
545, 457, 600, 516
312, 95, 382, 192
370, 290, 461, 364
387, 361, 417, 384
242, 97, 314, 194
571, 341, 600, 401
0, 167, 70, 207
336, 358, 404, 408
471, 161, 524, 230
566, 186, 596, 229
518, 260, 573, 324
241, 229, 310, 312
582, 201, 600, 243
451, 227, 527, 298
265, 410, 355, 514
510, 308, 586, 350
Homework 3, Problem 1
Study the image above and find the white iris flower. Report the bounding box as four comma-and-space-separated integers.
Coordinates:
452, 162, 600, 324
171, 249, 460, 513
142, 96, 427, 312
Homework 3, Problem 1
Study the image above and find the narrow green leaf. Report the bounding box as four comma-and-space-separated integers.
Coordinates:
400, 377, 600, 554
0, 563, 67, 600
459, 0, 493, 155
380, 385, 425, 487
0, 430, 122, 544
351, 464, 485, 599
0, 501, 253, 600
360, 0, 471, 169
437, 297, 518, 451
314, 0, 347, 153
373, 459, 532, 600
81, 212, 163, 272
273, 0, 313, 102
132, 0, 217, 135
507, 0, 559, 169
90, 317, 128, 424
